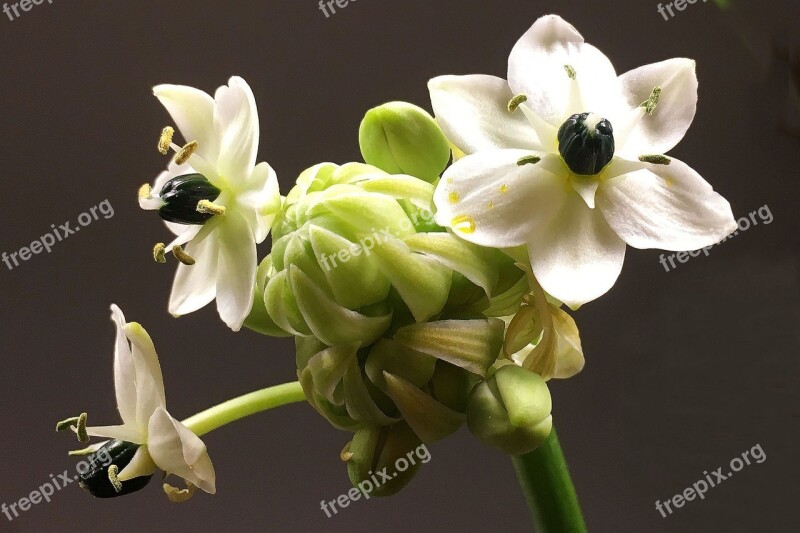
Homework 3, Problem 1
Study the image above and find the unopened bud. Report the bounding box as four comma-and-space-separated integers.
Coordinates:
466, 365, 552, 455
359, 102, 451, 183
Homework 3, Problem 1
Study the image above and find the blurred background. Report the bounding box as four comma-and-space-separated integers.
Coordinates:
0, 0, 797, 531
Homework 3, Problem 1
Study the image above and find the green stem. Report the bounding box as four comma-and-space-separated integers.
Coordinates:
511, 427, 586, 532
182, 381, 306, 437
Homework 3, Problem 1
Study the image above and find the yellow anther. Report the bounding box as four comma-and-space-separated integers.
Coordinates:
138, 183, 152, 201
642, 86, 662, 115
196, 199, 226, 216
153, 243, 167, 263
500, 184, 508, 194
174, 141, 198, 165
158, 126, 175, 155
172, 245, 196, 266
163, 482, 197, 503
108, 465, 123, 493
507, 94, 528, 112
517, 155, 542, 166
55, 416, 81, 433
448, 191, 460, 204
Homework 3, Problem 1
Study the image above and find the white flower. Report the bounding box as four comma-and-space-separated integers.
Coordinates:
429, 15, 737, 307
140, 76, 281, 331
85, 305, 216, 495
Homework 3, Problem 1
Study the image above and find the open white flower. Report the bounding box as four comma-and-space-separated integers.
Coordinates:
84, 305, 216, 496
430, 15, 737, 307
139, 76, 281, 331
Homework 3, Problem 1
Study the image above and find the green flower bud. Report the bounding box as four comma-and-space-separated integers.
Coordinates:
296, 317, 503, 440
344, 422, 424, 497
262, 162, 515, 346
359, 102, 451, 183
466, 365, 553, 455
264, 153, 539, 494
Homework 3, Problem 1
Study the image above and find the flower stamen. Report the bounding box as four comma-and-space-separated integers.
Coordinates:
68, 446, 99, 457
507, 94, 528, 112
107, 465, 123, 494
56, 413, 89, 443
153, 243, 167, 263
163, 481, 197, 503
174, 141, 199, 165
641, 86, 662, 115
196, 199, 227, 216
639, 154, 671, 165
138, 183, 152, 201
564, 64, 577, 80
517, 155, 542, 166
158, 127, 175, 155
172, 245, 196, 266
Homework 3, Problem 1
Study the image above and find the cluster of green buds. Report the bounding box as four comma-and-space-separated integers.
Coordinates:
245, 102, 576, 494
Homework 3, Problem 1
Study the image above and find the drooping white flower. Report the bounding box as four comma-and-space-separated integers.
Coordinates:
429, 15, 737, 307
84, 305, 216, 496
139, 76, 281, 331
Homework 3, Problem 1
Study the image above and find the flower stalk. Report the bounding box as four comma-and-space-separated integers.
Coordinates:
182, 382, 307, 437
511, 427, 587, 533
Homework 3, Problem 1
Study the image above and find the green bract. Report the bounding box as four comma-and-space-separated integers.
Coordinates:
359, 102, 451, 183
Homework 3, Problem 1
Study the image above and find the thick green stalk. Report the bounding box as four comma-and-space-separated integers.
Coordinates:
511, 427, 587, 532
182, 381, 306, 437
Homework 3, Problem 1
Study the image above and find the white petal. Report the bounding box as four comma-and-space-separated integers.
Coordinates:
169, 222, 220, 317
569, 176, 600, 209
213, 76, 259, 189
507, 15, 627, 126
153, 85, 219, 163
117, 447, 158, 482
110, 305, 137, 428
237, 161, 281, 243
597, 157, 737, 250
164, 224, 203, 250
434, 150, 565, 248
85, 424, 143, 444
527, 190, 627, 308
147, 408, 216, 494
215, 211, 257, 331
617, 58, 698, 157
428, 75, 541, 154
123, 321, 167, 427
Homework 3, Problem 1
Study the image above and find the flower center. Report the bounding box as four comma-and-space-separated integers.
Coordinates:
77, 440, 152, 498
557, 113, 615, 176
157, 173, 222, 225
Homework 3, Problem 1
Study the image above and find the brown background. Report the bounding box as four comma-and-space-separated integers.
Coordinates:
0, 0, 797, 531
